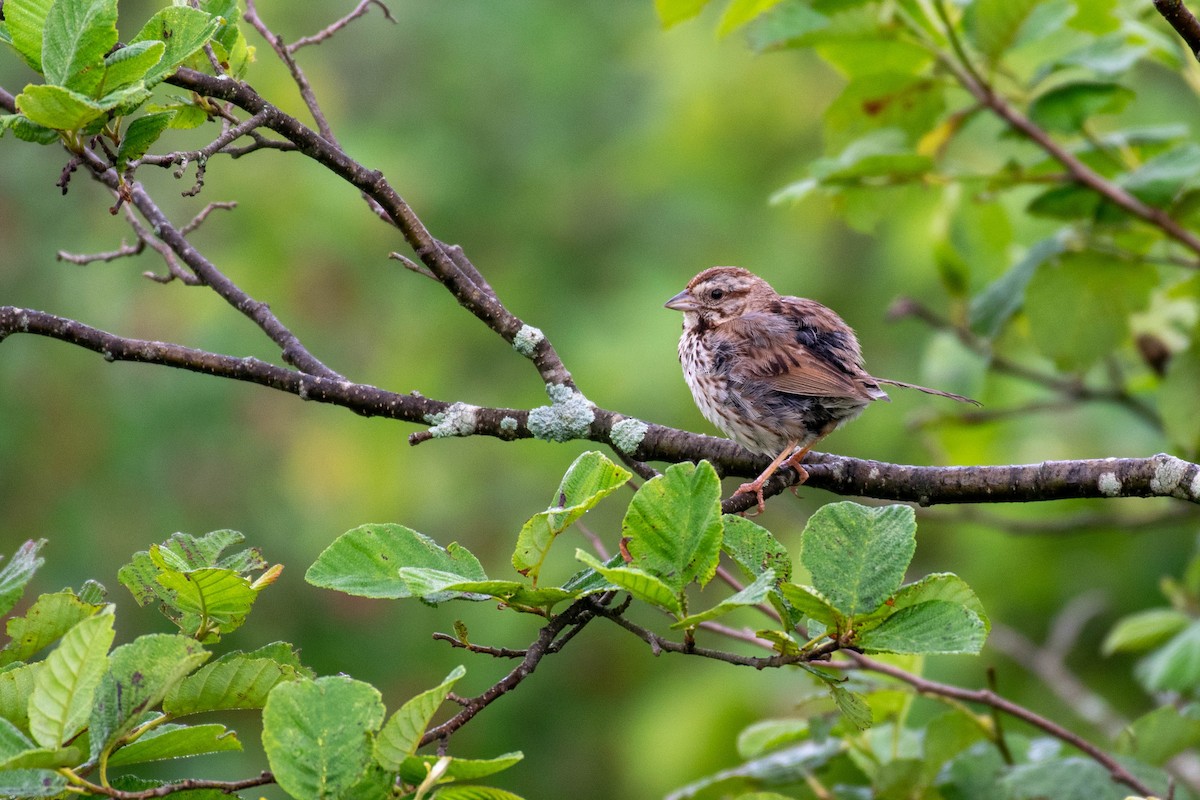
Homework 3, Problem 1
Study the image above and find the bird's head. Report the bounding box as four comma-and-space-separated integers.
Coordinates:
664, 266, 775, 327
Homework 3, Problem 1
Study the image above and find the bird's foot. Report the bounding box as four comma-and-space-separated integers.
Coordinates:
733, 480, 767, 515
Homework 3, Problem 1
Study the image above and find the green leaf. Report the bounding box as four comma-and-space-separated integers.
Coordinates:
374, 665, 464, 770
824, 76, 944, 150
745, 2, 828, 52
923, 709, 987, 777
1116, 704, 1200, 766
1025, 252, 1156, 369
1103, 607, 1191, 655
116, 111, 172, 167
1161, 342, 1200, 454
0, 767, 66, 797
575, 550, 682, 615
432, 786, 527, 800
890, 573, 990, 633
1028, 81, 1134, 134
395, 570, 578, 611
307, 523, 486, 599
14, 83, 105, 130
800, 502, 915, 619
511, 451, 631, 582
262, 676, 385, 800
672, 570, 776, 629
810, 131, 933, 184
153, 565, 261, 640
0, 663, 39, 731
965, 0, 1040, 62
736, 718, 810, 759
654, 0, 712, 28
623, 461, 723, 593
41, 0, 118, 95
1025, 183, 1101, 220
130, 6, 223, 87
164, 650, 305, 715
664, 739, 843, 798
857, 600, 988, 655
1135, 620, 1200, 694
3, 0, 56, 72
0, 113, 59, 144
830, 685, 872, 731
119, 530, 264, 605
716, 0, 783, 38
1001, 755, 1163, 800
1, 588, 108, 667
29, 610, 114, 748
0, 540, 45, 618
721, 514, 791, 583
398, 751, 523, 784
777, 583, 839, 628
89, 634, 210, 759
969, 235, 1065, 337
99, 41, 165, 96
106, 722, 241, 767
1119, 143, 1200, 208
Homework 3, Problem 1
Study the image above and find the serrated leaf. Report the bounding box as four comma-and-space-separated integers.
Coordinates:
0, 540, 45, 619
1103, 607, 1191, 655
395, 570, 578, 611
29, 610, 114, 748
511, 451, 631, 582
116, 111, 172, 167
1028, 81, 1134, 134
164, 652, 303, 715
654, 0, 712, 28
1025, 252, 1156, 369
98, 41, 164, 96
777, 583, 839, 628
1135, 620, 1200, 694
830, 685, 872, 731
721, 514, 791, 583
130, 6, 223, 87
90, 634, 210, 759
398, 751, 523, 784
672, 570, 776, 629
306, 523, 486, 599
4, 0, 55, 72
801, 502, 915, 620
623, 461, 723, 593
575, 550, 682, 615
262, 676, 385, 800
432, 786, 527, 800
745, 2, 828, 52
0, 767, 65, 797
374, 665, 465, 770
0, 663, 39, 731
106, 722, 241, 767
1000, 755, 1163, 800
14, 83, 105, 130
964, 0, 1040, 62
824, 77, 944, 151
0, 113, 60, 143
154, 566, 262, 640
890, 573, 989, 632
41, 0, 118, 95
857, 600, 988, 655
1, 589, 108, 668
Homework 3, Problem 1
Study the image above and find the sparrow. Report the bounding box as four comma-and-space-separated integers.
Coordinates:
665, 266, 978, 511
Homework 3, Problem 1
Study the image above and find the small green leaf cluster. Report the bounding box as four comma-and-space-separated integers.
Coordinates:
308, 452, 989, 721
0, 536, 523, 800
655, 0, 1200, 454
1102, 544, 1200, 765
0, 0, 251, 155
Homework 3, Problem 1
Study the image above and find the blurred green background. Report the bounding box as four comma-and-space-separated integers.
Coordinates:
1, 1, 1197, 797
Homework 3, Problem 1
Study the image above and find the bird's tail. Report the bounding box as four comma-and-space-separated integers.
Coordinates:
874, 378, 981, 406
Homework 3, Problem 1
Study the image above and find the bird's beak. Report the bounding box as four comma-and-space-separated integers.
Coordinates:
664, 290, 698, 312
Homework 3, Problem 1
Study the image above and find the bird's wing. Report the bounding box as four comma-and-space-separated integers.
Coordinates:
724, 306, 884, 400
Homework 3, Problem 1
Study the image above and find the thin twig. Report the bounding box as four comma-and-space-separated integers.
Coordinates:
1154, 0, 1200, 62
288, 0, 396, 50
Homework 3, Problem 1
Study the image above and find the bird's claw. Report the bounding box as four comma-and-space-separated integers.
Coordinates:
733, 481, 767, 515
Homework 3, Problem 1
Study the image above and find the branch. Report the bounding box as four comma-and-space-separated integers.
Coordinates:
839, 653, 1157, 797
3, 307, 1199, 508
64, 771, 274, 799
1154, 0, 1200, 63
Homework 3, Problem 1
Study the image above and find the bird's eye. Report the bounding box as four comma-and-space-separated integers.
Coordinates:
708, 288, 724, 301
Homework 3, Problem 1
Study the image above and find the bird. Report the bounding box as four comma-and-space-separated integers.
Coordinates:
664, 266, 979, 512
